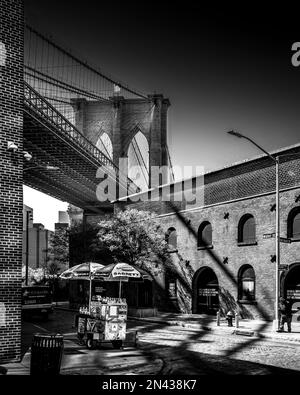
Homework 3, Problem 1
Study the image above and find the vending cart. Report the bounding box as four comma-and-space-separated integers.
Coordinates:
76, 297, 127, 349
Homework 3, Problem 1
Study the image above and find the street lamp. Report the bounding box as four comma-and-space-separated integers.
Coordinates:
227, 130, 280, 331
23, 165, 60, 172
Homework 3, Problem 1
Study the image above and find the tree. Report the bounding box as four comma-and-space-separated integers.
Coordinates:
46, 226, 69, 276
69, 221, 113, 266
97, 208, 169, 276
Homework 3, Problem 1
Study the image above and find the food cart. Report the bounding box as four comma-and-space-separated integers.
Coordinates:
76, 296, 127, 349
61, 262, 152, 350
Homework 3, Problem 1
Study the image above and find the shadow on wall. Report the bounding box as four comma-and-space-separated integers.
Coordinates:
219, 287, 254, 319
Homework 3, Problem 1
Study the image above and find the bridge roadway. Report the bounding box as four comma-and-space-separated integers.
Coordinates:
23, 83, 137, 213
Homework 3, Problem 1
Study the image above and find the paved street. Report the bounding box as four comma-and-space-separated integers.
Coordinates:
135, 324, 300, 374
17, 308, 300, 375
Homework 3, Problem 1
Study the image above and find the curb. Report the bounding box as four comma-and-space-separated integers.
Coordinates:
128, 316, 300, 343
52, 312, 300, 344
54, 306, 78, 313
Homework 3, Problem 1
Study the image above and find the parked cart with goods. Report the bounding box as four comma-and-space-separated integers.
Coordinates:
60, 261, 152, 350
76, 297, 127, 349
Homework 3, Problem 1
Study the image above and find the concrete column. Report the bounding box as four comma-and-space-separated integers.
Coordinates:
71, 98, 87, 134
112, 96, 124, 163
148, 95, 170, 185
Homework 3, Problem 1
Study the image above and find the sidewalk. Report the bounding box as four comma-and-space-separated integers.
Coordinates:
54, 304, 300, 343
128, 312, 300, 343
2, 332, 163, 375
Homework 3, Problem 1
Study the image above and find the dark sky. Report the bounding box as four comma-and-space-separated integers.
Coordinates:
24, 1, 300, 174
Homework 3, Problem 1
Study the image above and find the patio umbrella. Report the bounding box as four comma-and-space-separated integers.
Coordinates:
59, 262, 105, 313
59, 262, 104, 280
93, 262, 152, 298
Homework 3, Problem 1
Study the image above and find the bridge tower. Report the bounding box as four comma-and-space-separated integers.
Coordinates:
73, 94, 170, 183
68, 94, 170, 264
0, 0, 24, 363
70, 94, 170, 221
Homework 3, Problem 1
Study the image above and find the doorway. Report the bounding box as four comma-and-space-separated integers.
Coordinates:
284, 263, 300, 324
193, 267, 219, 314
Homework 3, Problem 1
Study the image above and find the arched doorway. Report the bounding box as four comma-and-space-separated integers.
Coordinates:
193, 267, 219, 314
283, 263, 300, 323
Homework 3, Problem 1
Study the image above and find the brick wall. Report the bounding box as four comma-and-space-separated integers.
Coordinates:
117, 146, 300, 320
0, 0, 24, 363
157, 188, 300, 320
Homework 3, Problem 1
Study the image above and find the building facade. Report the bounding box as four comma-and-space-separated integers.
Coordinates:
22, 205, 53, 270
124, 143, 300, 321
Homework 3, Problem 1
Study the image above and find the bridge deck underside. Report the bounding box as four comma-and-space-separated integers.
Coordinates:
23, 110, 112, 214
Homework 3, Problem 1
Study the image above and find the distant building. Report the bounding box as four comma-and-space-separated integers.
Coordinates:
58, 211, 70, 225
22, 205, 53, 269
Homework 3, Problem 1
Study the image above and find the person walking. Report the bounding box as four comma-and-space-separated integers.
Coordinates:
278, 297, 293, 332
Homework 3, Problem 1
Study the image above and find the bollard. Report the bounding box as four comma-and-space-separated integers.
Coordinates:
235, 312, 239, 328
216, 310, 221, 326
135, 331, 139, 348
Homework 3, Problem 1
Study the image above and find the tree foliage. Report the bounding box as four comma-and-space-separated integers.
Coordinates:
46, 226, 69, 275
97, 209, 169, 276
69, 221, 113, 266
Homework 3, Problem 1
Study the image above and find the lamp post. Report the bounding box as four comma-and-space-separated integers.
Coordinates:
23, 165, 59, 172
25, 210, 30, 286
227, 130, 280, 331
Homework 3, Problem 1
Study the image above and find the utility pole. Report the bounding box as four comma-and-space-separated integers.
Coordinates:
274, 157, 280, 330
227, 131, 280, 331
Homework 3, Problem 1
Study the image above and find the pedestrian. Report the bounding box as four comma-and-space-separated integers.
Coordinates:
278, 297, 293, 332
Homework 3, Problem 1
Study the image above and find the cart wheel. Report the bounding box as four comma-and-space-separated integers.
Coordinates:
112, 340, 122, 349
86, 338, 97, 350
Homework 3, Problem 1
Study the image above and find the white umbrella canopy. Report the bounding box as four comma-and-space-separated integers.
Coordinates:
93, 262, 152, 281
93, 262, 153, 298
59, 262, 105, 314
59, 262, 105, 280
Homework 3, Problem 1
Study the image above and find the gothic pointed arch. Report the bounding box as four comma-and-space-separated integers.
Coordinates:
127, 130, 149, 192
96, 131, 113, 160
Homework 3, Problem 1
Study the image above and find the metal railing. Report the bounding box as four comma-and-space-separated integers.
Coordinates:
24, 82, 116, 169
24, 82, 140, 196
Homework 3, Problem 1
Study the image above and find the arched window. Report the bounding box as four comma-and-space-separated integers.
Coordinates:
238, 214, 256, 244
198, 221, 212, 248
166, 227, 177, 250
238, 265, 255, 301
287, 207, 300, 240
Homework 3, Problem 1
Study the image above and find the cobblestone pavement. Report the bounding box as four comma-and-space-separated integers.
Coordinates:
131, 322, 300, 374
19, 309, 300, 375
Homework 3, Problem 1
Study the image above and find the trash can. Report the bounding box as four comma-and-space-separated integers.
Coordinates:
30, 333, 64, 375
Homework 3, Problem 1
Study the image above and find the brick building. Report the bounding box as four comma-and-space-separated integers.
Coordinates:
0, 0, 24, 363
121, 143, 300, 322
